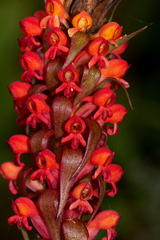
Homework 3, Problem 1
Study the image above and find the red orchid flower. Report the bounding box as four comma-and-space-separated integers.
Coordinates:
69, 181, 93, 214
26, 94, 51, 128
81, 88, 117, 121
18, 36, 35, 53
68, 11, 92, 37
20, 52, 44, 82
6, 134, 30, 167
87, 37, 109, 69
40, 0, 70, 28
8, 81, 31, 113
90, 147, 115, 180
92, 21, 122, 45
61, 115, 86, 149
87, 210, 121, 240
45, 27, 69, 60
105, 164, 124, 197
8, 197, 50, 238
0, 162, 23, 194
55, 64, 82, 97
100, 58, 130, 88
19, 17, 43, 46
105, 104, 128, 135
31, 149, 60, 189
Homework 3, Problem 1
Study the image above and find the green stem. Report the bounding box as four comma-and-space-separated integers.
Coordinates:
21, 227, 30, 240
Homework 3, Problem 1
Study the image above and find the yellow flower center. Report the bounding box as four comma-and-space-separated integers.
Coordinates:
78, 17, 87, 30
65, 70, 74, 82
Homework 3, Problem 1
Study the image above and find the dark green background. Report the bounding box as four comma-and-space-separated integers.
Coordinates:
0, 0, 159, 239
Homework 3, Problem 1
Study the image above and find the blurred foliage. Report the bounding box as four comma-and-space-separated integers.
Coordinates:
0, 0, 159, 240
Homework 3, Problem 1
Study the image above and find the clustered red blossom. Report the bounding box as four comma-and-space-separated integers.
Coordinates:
1, 0, 131, 239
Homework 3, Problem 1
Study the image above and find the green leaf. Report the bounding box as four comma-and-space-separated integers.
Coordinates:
73, 66, 101, 105
71, 118, 101, 179
57, 147, 83, 218
62, 31, 90, 69
63, 219, 88, 240
108, 25, 150, 54
37, 189, 61, 240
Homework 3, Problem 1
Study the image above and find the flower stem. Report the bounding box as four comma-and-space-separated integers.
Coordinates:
21, 227, 30, 240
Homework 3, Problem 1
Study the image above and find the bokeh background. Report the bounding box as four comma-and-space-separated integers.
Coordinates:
0, 0, 159, 240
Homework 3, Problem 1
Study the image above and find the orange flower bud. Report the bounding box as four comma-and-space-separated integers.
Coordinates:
88, 210, 121, 229
0, 162, 23, 180
99, 22, 122, 41
8, 81, 31, 101
12, 197, 39, 217
101, 59, 130, 78
90, 148, 114, 167
7, 134, 30, 155
20, 52, 44, 71
19, 17, 43, 36
105, 104, 128, 124
107, 164, 124, 184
